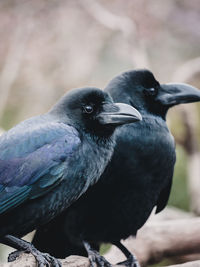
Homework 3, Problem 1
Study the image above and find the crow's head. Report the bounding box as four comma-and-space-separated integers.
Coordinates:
105, 69, 200, 119
50, 87, 141, 137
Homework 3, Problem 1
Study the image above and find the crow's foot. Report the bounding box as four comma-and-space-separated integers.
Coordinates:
83, 240, 111, 267
2, 235, 61, 266
8, 247, 61, 267
113, 241, 140, 267
117, 254, 140, 267
88, 251, 112, 267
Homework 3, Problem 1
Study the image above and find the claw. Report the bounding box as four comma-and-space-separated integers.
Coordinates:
8, 250, 23, 262
83, 240, 111, 267
90, 255, 111, 266
89, 253, 111, 267
8, 247, 61, 267
118, 255, 140, 267
42, 253, 62, 267
87, 248, 111, 267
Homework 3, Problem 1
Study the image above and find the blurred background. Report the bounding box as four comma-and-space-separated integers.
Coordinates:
0, 0, 200, 265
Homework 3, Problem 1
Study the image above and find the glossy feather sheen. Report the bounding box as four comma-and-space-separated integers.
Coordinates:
0, 116, 80, 215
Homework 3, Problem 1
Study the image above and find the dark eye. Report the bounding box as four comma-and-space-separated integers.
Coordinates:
143, 87, 157, 96
149, 88, 156, 94
83, 105, 93, 114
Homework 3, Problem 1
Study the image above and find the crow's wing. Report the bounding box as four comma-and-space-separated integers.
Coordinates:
0, 118, 81, 214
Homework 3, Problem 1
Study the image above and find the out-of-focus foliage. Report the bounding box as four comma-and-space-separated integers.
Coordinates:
168, 145, 189, 211
0, 0, 200, 264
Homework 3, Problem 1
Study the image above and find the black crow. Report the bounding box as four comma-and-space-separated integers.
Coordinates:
0, 86, 141, 267
33, 70, 200, 267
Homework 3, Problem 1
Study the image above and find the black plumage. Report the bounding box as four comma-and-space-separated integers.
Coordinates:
33, 70, 200, 267
0, 86, 141, 267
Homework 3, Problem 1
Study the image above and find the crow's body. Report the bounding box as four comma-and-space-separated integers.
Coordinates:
62, 116, 175, 243
33, 115, 175, 257
0, 87, 141, 266
33, 70, 200, 266
0, 116, 113, 237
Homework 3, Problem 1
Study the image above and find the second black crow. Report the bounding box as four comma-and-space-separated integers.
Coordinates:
33, 70, 200, 267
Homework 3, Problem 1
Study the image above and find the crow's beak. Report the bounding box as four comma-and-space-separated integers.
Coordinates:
98, 103, 142, 125
156, 83, 200, 106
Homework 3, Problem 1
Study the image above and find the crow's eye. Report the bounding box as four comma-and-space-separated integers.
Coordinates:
149, 88, 156, 94
83, 105, 93, 114
143, 87, 157, 96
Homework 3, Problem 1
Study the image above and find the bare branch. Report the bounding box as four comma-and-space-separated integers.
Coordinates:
0, 255, 90, 267
0, 254, 121, 267
0, 208, 198, 267
166, 261, 200, 267
0, 250, 200, 267
105, 217, 200, 266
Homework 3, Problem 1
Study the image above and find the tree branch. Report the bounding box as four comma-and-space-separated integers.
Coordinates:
0, 251, 200, 267
105, 217, 200, 266
0, 254, 121, 267
0, 208, 199, 267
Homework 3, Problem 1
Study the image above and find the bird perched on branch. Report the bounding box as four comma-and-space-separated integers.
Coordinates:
33, 70, 200, 267
0, 86, 141, 267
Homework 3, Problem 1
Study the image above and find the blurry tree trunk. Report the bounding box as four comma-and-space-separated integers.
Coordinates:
172, 58, 200, 215
180, 105, 200, 215
0, 4, 37, 121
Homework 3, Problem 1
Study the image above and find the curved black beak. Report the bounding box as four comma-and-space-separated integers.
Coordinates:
98, 103, 142, 125
156, 83, 200, 106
